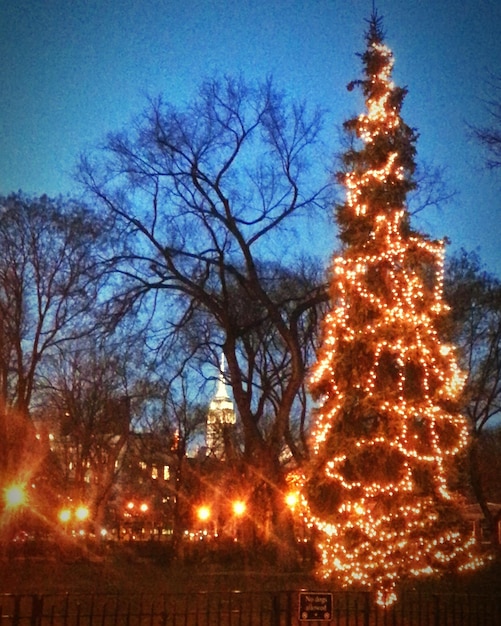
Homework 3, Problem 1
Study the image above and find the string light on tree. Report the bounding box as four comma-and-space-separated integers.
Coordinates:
289, 12, 489, 608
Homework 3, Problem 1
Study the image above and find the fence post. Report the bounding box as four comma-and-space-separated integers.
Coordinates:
433, 594, 440, 626
363, 592, 371, 626
271, 594, 281, 626
285, 591, 293, 626
30, 595, 43, 626
12, 596, 21, 626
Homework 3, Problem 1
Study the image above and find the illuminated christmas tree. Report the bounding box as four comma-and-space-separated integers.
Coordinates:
291, 14, 487, 607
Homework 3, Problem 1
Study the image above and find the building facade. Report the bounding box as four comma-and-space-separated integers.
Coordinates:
206, 354, 237, 459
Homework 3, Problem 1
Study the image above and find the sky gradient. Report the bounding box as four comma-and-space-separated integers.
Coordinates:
1, 0, 500, 275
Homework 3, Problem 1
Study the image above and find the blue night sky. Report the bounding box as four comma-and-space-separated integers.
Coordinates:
1, 0, 500, 275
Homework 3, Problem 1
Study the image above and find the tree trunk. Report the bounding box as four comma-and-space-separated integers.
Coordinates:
469, 436, 500, 547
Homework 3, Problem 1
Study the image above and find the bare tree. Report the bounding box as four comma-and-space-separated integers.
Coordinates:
0, 193, 112, 485
148, 389, 207, 555
39, 328, 156, 532
78, 76, 331, 547
127, 355, 209, 547
471, 74, 501, 170
444, 250, 501, 544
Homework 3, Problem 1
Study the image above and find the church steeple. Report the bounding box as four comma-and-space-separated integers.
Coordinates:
206, 353, 236, 458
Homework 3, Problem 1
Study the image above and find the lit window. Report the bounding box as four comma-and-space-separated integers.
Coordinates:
151, 466, 158, 479
163, 466, 170, 480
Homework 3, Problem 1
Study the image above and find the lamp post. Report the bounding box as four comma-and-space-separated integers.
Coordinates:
231, 500, 246, 542
285, 491, 299, 511
75, 505, 89, 522
3, 484, 27, 510
196, 504, 213, 539
232, 500, 246, 517
58, 507, 71, 525
197, 504, 211, 523
122, 500, 151, 540
57, 504, 90, 536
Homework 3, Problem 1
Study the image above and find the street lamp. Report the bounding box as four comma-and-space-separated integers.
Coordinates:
75, 505, 90, 522
285, 491, 299, 510
4, 483, 27, 510
197, 505, 211, 522
196, 504, 212, 539
58, 508, 72, 524
231, 499, 247, 542
232, 500, 246, 517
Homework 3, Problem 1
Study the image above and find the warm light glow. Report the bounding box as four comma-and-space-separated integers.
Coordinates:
285, 491, 299, 509
75, 505, 89, 521
4, 484, 27, 510
197, 505, 211, 522
126, 501, 134, 510
232, 500, 246, 516
59, 508, 71, 523
139, 502, 149, 513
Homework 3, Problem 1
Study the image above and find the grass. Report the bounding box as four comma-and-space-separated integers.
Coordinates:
0, 540, 317, 595
1, 539, 500, 599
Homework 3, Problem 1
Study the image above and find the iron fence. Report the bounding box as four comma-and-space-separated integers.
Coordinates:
1, 590, 500, 626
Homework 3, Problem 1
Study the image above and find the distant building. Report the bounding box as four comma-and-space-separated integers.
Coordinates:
206, 353, 237, 459
113, 430, 178, 541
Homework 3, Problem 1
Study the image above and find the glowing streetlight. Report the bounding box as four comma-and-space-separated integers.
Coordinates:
58, 508, 72, 523
285, 491, 299, 510
197, 505, 211, 522
139, 502, 149, 513
75, 505, 89, 521
232, 500, 246, 517
4, 484, 27, 510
